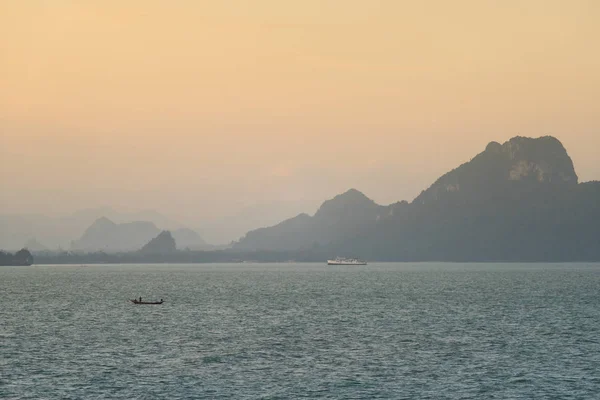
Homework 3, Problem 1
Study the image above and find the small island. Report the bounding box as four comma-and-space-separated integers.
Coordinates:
0, 249, 34, 266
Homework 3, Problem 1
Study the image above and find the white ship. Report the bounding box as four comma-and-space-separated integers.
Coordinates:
327, 257, 367, 265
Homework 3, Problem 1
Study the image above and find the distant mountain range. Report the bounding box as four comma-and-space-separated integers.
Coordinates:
0, 207, 208, 252
0, 207, 187, 251
4, 135, 598, 261
234, 136, 600, 261
71, 217, 207, 252
0, 204, 304, 251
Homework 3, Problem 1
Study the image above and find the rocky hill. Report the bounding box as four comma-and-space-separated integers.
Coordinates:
70, 217, 160, 252
233, 189, 387, 251
234, 136, 600, 261
69, 217, 207, 252
140, 231, 177, 255
413, 136, 578, 206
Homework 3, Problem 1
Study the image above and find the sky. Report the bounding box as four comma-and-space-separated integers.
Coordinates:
1, 0, 599, 234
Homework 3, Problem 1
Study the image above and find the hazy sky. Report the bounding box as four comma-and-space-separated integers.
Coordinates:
2, 0, 599, 225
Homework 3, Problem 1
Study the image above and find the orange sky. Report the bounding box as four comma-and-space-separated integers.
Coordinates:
1, 0, 599, 225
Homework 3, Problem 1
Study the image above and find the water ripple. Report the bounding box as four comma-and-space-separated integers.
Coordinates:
1, 262, 599, 399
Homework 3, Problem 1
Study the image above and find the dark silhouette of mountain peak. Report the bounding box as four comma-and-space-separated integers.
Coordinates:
315, 188, 377, 219
335, 188, 372, 203
94, 216, 117, 227
414, 135, 577, 205
234, 189, 385, 251
485, 141, 502, 152
140, 231, 177, 254
502, 136, 577, 183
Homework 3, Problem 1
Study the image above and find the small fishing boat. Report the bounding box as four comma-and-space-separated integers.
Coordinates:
130, 299, 164, 305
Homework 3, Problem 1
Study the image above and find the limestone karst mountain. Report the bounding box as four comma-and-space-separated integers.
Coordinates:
71, 217, 206, 252
140, 231, 177, 255
234, 136, 600, 261
233, 189, 386, 251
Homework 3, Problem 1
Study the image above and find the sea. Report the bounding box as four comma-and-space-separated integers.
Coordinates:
1, 263, 599, 399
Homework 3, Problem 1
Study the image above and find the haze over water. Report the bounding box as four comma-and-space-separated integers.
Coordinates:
2, 1, 600, 235
3, 263, 599, 399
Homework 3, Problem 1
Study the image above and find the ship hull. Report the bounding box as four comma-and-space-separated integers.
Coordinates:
327, 260, 367, 265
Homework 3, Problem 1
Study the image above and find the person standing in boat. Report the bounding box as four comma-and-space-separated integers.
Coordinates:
139, 297, 142, 302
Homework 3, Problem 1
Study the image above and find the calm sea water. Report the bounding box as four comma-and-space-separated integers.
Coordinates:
1, 263, 599, 399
